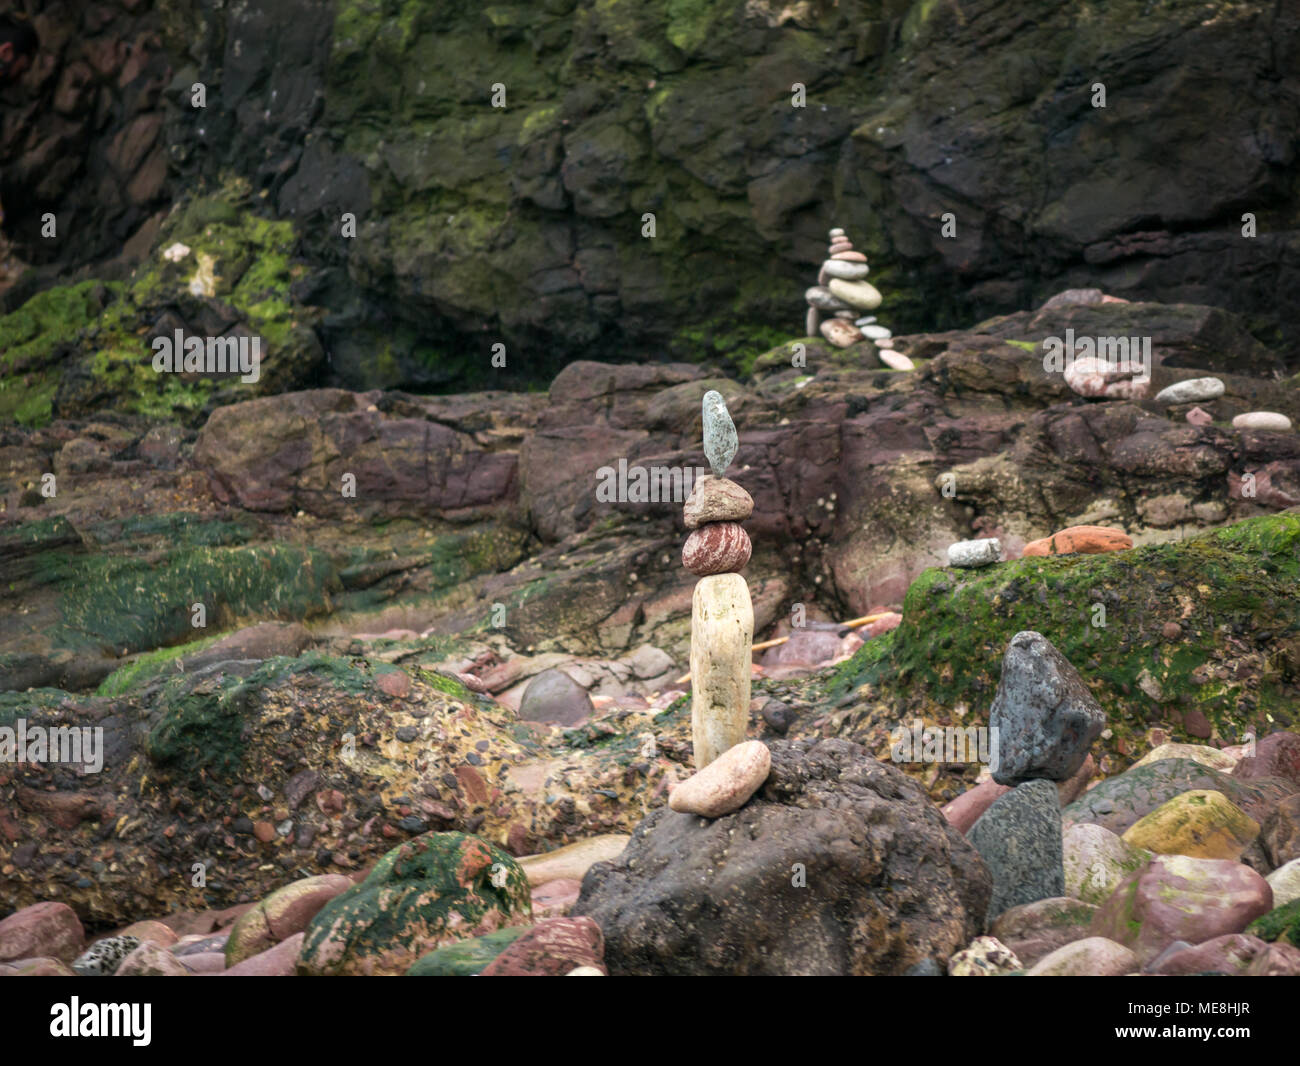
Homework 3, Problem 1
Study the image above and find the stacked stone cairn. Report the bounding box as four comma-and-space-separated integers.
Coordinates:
681, 391, 755, 769
804, 227, 887, 348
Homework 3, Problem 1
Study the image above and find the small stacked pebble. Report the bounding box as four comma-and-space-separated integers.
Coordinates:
804, 227, 885, 348
682, 392, 753, 576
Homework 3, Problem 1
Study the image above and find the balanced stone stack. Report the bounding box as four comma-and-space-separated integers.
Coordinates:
682, 391, 755, 768
970, 631, 1107, 918
804, 227, 887, 348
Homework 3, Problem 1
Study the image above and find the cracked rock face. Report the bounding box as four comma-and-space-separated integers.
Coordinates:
572, 738, 991, 975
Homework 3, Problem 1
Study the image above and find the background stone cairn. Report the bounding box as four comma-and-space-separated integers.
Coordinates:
804, 227, 889, 348
682, 391, 754, 768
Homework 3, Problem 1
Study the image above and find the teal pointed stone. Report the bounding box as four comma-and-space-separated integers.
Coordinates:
702, 390, 738, 477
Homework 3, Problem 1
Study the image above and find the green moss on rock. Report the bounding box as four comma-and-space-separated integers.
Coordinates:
298, 832, 532, 976
406, 925, 527, 975
0, 178, 321, 425
1247, 898, 1300, 947
829, 514, 1300, 754
0, 280, 116, 425
95, 632, 227, 697
145, 652, 373, 780
42, 541, 339, 655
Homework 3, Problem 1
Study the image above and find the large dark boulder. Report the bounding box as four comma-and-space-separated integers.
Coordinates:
572, 738, 990, 975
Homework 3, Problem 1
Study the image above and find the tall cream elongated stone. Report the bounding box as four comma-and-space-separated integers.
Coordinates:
690, 573, 753, 768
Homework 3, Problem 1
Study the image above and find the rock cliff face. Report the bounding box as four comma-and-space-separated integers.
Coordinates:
4, 0, 1299, 394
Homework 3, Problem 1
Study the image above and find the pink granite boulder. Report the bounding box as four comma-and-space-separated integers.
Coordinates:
0, 902, 84, 964
1090, 855, 1273, 963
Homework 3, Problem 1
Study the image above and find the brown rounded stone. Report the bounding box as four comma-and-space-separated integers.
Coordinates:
831, 250, 867, 262
682, 522, 751, 576
683, 475, 754, 529
1182, 709, 1213, 739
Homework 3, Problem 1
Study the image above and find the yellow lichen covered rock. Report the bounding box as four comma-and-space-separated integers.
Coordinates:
1121, 790, 1260, 860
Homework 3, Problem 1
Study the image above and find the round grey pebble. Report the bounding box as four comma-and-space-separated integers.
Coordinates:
1153, 377, 1224, 405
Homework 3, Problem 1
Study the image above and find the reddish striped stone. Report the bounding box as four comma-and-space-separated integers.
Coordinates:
682, 522, 751, 575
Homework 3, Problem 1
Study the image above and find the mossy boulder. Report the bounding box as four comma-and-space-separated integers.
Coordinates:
144, 652, 373, 781
297, 833, 533, 976
405, 926, 528, 976
1247, 897, 1300, 948
828, 513, 1300, 790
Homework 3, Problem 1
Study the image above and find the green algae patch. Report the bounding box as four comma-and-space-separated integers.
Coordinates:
1247, 898, 1300, 948
828, 514, 1300, 751
42, 542, 340, 656
95, 632, 227, 697
0, 689, 70, 723
144, 670, 259, 780
145, 652, 373, 780
414, 668, 473, 701
298, 832, 533, 976
0, 177, 321, 425
83, 512, 256, 552
0, 280, 118, 425
406, 924, 526, 975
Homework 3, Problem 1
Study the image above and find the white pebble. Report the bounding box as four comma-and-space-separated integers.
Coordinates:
1233, 411, 1292, 431
947, 538, 1002, 568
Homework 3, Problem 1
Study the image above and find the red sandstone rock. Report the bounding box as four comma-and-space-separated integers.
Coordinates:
0, 902, 84, 964
1022, 525, 1133, 557
480, 917, 606, 976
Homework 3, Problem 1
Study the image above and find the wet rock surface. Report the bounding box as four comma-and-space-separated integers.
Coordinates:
572, 738, 991, 975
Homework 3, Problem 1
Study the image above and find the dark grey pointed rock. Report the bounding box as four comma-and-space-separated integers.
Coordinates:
701, 390, 737, 477
968, 779, 1065, 920
989, 631, 1105, 786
